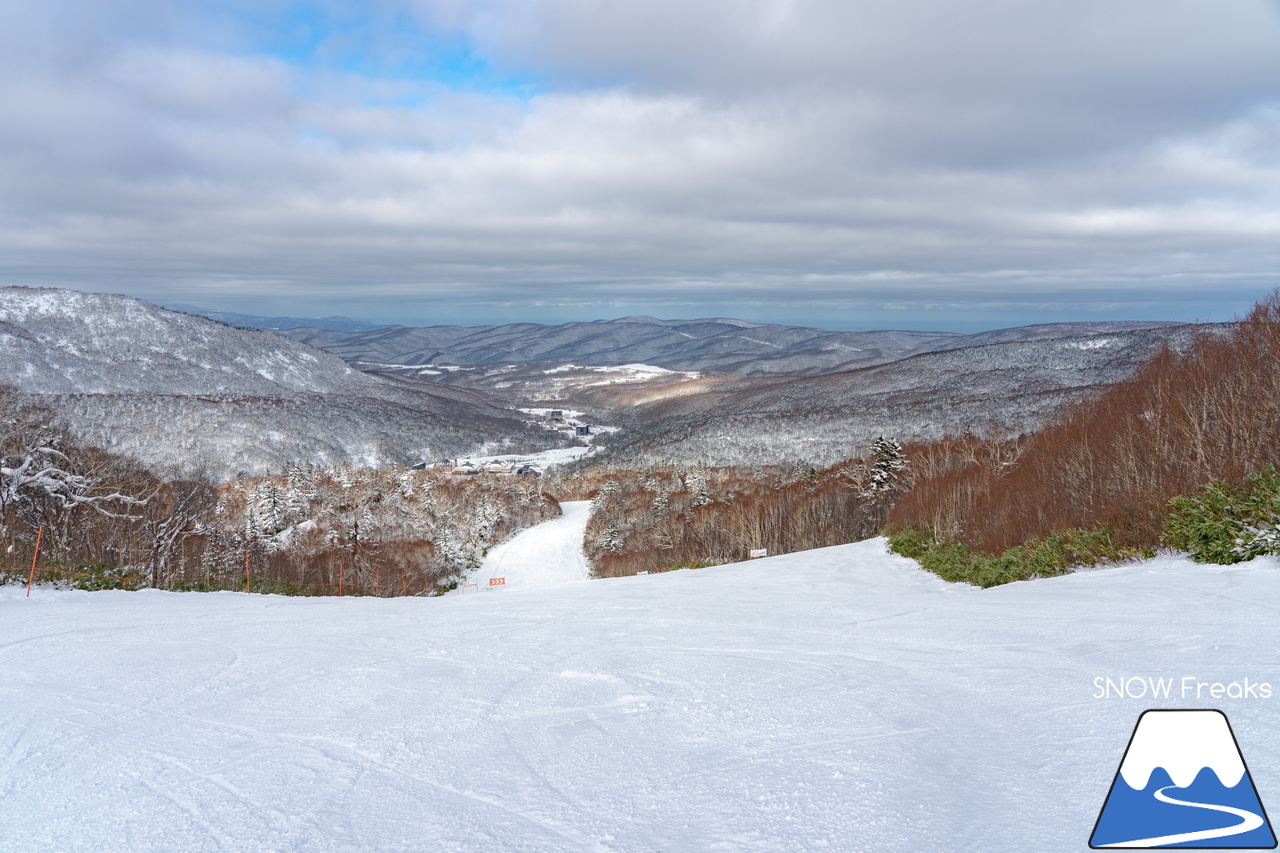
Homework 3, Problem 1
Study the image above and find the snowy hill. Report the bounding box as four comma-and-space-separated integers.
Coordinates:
275, 315, 1210, 467
278, 316, 1185, 378
0, 287, 1205, 473
0, 287, 378, 396
0, 288, 563, 475
588, 324, 1227, 466
2, 542, 1276, 852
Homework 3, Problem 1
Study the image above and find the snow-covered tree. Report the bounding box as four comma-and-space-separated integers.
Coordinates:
0, 394, 143, 541
687, 469, 711, 507
864, 436, 909, 496
252, 481, 289, 536
598, 521, 625, 553
650, 485, 669, 517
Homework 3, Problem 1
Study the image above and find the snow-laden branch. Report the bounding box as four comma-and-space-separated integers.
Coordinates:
0, 445, 145, 517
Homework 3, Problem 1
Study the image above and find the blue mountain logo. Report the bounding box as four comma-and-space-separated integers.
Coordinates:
1091, 709, 1276, 848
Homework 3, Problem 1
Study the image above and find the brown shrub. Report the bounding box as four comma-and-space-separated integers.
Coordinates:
891, 292, 1280, 552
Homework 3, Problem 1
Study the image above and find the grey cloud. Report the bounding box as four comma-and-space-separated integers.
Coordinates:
0, 0, 1277, 328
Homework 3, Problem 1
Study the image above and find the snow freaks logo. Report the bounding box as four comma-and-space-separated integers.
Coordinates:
1090, 710, 1277, 849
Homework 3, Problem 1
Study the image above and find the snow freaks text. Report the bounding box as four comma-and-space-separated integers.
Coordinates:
1093, 677, 1273, 701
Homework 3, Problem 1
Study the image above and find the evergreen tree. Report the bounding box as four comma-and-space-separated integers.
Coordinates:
688, 469, 711, 507
865, 436, 909, 496
598, 520, 625, 553
650, 485, 669, 517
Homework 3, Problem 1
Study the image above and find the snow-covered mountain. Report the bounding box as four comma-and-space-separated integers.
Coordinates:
0, 287, 1207, 473
0, 288, 378, 396
279, 316, 1185, 377
1118, 711, 1247, 791
0, 288, 563, 475
1092, 710, 1274, 848
583, 324, 1227, 466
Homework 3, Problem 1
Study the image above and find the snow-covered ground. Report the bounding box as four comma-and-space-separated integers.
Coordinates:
538, 364, 693, 382
459, 413, 617, 472
469, 501, 592, 590
2, 543, 1279, 852
454, 445, 596, 472
521, 407, 588, 419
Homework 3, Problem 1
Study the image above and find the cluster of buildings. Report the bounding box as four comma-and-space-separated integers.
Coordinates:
542, 409, 592, 437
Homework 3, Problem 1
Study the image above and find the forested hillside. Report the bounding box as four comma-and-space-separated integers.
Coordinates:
584, 324, 1224, 467
0, 389, 558, 595
0, 288, 565, 476
543, 439, 911, 577
1, 285, 1259, 594
280, 315, 1181, 377
886, 293, 1280, 585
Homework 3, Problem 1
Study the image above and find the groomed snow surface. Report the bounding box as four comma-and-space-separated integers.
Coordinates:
469, 501, 592, 590
3, 540, 1279, 852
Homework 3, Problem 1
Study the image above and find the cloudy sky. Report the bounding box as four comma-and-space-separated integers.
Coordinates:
2, 1, 1279, 330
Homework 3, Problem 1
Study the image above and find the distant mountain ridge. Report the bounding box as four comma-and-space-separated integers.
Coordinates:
277, 317, 1186, 377
0, 288, 562, 475
580, 323, 1230, 466
271, 312, 1207, 467
168, 304, 389, 334
0, 287, 1206, 475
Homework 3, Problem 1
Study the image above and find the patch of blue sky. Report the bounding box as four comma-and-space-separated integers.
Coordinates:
212, 2, 544, 104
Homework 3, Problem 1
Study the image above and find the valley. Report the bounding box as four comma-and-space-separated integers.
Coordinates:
5, 6, 1271, 850
1, 286, 1203, 477
0, 285, 1230, 597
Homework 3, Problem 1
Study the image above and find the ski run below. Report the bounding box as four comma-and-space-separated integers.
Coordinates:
469, 501, 592, 590
2, 540, 1279, 852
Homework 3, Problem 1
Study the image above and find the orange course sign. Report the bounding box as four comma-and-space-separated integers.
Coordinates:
489, 577, 506, 586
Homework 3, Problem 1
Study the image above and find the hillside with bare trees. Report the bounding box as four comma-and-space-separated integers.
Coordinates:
0, 386, 559, 594
885, 292, 1280, 584
544, 438, 912, 578
581, 323, 1225, 467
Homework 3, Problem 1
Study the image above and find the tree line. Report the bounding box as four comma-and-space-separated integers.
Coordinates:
0, 387, 556, 594
544, 438, 911, 578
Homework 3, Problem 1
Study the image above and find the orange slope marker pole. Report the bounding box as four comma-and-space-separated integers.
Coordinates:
25, 526, 43, 598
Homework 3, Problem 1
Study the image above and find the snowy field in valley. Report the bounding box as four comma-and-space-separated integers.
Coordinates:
2, 541, 1279, 852
453, 445, 601, 472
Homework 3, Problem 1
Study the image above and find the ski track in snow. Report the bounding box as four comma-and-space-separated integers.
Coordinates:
469, 501, 592, 590
2, 543, 1279, 851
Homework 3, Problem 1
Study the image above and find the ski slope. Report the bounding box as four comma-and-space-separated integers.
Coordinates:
2, 542, 1279, 852
470, 501, 592, 590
